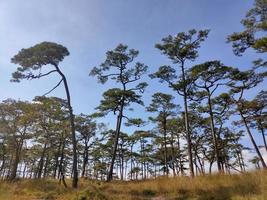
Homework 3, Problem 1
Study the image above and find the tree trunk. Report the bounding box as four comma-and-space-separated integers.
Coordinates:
53, 144, 61, 179
259, 126, 267, 152
163, 118, 169, 176
107, 102, 124, 181
207, 94, 222, 172
181, 63, 194, 178
37, 143, 47, 178
170, 131, 177, 176
130, 144, 133, 180
81, 144, 89, 178
43, 155, 49, 178
9, 141, 23, 181
177, 134, 184, 176
10, 151, 20, 180
55, 65, 78, 188
239, 111, 267, 168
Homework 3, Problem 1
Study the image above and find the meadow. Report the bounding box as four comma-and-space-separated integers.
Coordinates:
0, 171, 266, 200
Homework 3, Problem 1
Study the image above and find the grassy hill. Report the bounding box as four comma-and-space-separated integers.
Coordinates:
0, 171, 266, 200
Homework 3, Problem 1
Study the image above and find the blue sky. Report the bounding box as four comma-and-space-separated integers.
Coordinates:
0, 0, 266, 162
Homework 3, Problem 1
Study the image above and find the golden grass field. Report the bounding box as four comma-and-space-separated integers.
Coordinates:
0, 171, 266, 200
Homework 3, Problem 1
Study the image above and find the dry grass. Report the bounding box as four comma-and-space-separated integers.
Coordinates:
0, 171, 266, 200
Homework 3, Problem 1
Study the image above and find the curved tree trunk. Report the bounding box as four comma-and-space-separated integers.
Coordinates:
55, 65, 78, 188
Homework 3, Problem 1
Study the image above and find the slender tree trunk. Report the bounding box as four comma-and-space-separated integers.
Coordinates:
58, 141, 66, 179
10, 151, 19, 180
170, 132, 177, 176
55, 65, 78, 188
130, 144, 133, 180
141, 139, 144, 179
240, 151, 246, 172
37, 143, 47, 178
163, 118, 169, 176
0, 141, 6, 176
207, 94, 222, 172
22, 164, 27, 179
81, 144, 89, 178
43, 155, 49, 178
196, 153, 204, 175
239, 111, 267, 168
181, 63, 194, 178
236, 151, 244, 172
124, 160, 127, 180
0, 158, 5, 174
53, 144, 61, 179
58, 141, 67, 188
209, 160, 214, 174
259, 127, 267, 152
107, 102, 124, 181
9, 141, 23, 181
177, 135, 184, 176
120, 143, 124, 180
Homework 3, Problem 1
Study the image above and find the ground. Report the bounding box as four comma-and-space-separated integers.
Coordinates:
0, 171, 266, 200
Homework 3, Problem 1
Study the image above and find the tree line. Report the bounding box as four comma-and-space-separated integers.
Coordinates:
0, 0, 266, 188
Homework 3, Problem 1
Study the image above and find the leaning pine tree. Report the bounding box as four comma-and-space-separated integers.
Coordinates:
10, 42, 78, 188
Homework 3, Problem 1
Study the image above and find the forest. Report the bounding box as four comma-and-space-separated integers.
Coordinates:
0, 0, 266, 200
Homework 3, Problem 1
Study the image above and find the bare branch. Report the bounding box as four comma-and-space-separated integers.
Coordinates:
42, 79, 63, 96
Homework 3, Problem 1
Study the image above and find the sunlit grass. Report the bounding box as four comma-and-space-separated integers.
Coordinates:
0, 171, 266, 200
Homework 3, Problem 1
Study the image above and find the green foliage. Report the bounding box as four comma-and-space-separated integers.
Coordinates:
90, 44, 147, 85
95, 88, 143, 116
11, 42, 69, 82
90, 44, 148, 118
124, 118, 146, 127
155, 29, 210, 62
147, 92, 178, 123
151, 29, 210, 96
227, 0, 267, 69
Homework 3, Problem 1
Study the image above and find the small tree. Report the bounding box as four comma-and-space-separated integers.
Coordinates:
147, 93, 178, 176
11, 42, 78, 188
75, 114, 97, 178
90, 44, 148, 181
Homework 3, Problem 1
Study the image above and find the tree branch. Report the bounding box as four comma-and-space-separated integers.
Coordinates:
42, 79, 63, 96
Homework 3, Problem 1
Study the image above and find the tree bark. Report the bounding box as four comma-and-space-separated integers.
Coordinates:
259, 126, 267, 152
207, 94, 222, 172
55, 65, 78, 188
107, 102, 124, 181
181, 63, 194, 178
163, 118, 169, 176
239, 111, 267, 168
37, 143, 47, 178
81, 144, 89, 178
